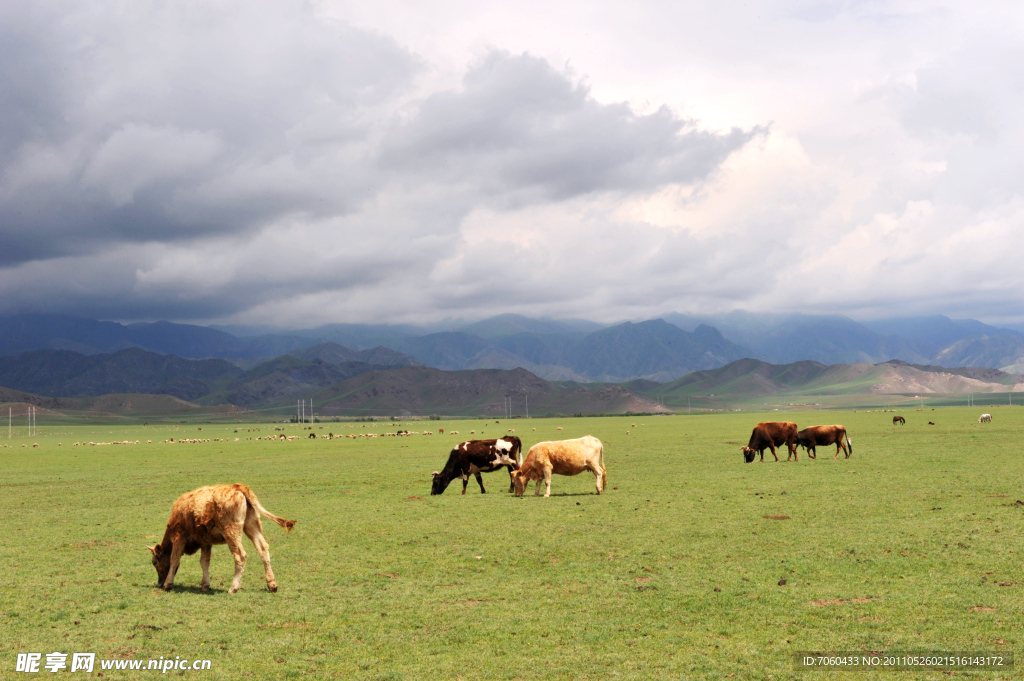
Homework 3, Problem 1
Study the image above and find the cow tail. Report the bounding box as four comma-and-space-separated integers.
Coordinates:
599, 441, 607, 488
847, 436, 853, 455
238, 485, 296, 532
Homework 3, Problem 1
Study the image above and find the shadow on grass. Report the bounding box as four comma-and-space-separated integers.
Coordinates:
517, 491, 604, 498
139, 584, 226, 595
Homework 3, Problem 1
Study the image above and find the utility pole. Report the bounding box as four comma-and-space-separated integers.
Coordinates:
525, 392, 529, 419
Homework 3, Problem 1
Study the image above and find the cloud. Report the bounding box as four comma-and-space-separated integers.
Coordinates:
1, 1, 1022, 327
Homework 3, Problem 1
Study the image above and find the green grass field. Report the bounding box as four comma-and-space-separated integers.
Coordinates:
1, 409, 1021, 679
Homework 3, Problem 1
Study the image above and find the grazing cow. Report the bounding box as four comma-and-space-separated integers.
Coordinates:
431, 436, 522, 495
979, 413, 992, 423
928, 421, 935, 425
893, 415, 905, 425
741, 422, 799, 463
511, 436, 606, 498
149, 484, 296, 594
796, 425, 852, 460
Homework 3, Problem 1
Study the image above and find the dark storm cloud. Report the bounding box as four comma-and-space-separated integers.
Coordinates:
0, 3, 754, 323
0, 2, 420, 264
383, 52, 754, 205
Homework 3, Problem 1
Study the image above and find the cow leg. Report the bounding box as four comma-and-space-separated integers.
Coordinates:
200, 545, 212, 591
224, 529, 247, 594
244, 515, 278, 592
788, 444, 798, 462
507, 466, 515, 493
769, 445, 779, 462
808, 446, 816, 460
163, 542, 185, 591
543, 468, 553, 498
534, 477, 543, 496
592, 465, 605, 495
475, 471, 486, 494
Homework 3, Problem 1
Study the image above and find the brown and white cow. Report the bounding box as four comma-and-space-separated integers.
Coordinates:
741, 421, 799, 463
148, 484, 296, 594
431, 436, 522, 495
511, 435, 606, 498
795, 425, 852, 459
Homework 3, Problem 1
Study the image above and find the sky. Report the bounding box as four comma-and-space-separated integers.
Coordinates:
1, 1, 1022, 328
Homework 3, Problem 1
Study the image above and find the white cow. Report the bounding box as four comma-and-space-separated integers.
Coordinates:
979, 413, 992, 423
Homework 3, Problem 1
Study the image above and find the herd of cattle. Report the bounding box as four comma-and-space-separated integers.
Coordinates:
152, 409, 1003, 592
741, 421, 852, 462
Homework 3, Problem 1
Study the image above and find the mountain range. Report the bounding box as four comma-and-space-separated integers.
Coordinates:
3, 311, 1024, 385
0, 346, 667, 417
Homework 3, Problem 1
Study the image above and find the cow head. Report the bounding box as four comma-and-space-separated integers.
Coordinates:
511, 470, 528, 497
430, 471, 450, 495
741, 446, 756, 463
149, 544, 170, 585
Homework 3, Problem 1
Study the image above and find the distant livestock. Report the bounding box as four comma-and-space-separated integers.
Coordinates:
149, 484, 296, 594
796, 425, 852, 459
742, 422, 799, 463
512, 436, 606, 498
893, 415, 906, 425
979, 413, 992, 423
431, 436, 522, 495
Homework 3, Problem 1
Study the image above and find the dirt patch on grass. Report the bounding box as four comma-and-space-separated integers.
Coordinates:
634, 577, 651, 583
969, 606, 997, 612
763, 515, 791, 520
985, 495, 1006, 498
405, 496, 424, 500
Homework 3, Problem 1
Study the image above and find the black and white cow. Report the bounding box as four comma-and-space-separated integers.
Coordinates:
430, 436, 523, 495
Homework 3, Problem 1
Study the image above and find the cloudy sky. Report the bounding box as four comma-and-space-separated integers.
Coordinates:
1, 1, 1021, 327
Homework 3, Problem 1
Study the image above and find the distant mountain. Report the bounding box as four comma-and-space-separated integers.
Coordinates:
0, 314, 319, 360
198, 356, 395, 408
381, 319, 753, 381
311, 366, 667, 417
626, 358, 1024, 408
287, 342, 419, 367
662, 312, 927, 365
570, 320, 750, 381
0, 348, 242, 400
861, 316, 1015, 357
933, 333, 1024, 370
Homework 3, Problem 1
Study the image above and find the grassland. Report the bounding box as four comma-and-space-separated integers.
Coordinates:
1, 409, 1021, 679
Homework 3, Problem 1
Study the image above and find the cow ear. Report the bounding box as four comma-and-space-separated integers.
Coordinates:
152, 544, 163, 557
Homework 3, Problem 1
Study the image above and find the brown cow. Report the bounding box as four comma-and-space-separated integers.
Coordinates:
511, 435, 606, 497
149, 484, 296, 594
796, 425, 852, 459
741, 422, 799, 463
893, 415, 905, 425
